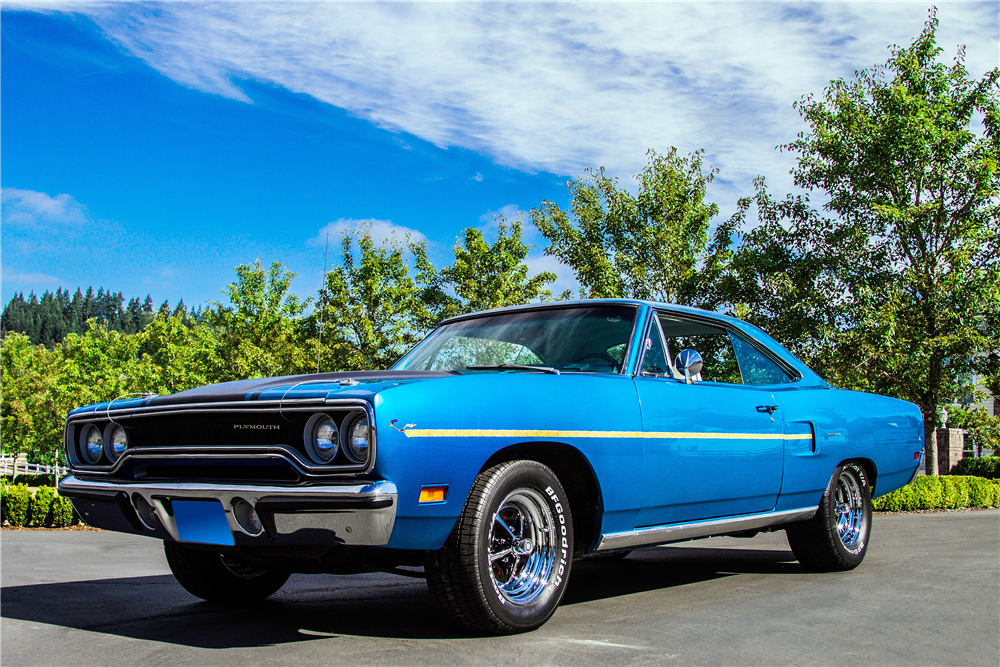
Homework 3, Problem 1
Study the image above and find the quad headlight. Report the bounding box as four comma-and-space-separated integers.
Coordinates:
105, 424, 129, 462
343, 413, 370, 464
303, 413, 339, 464
80, 425, 103, 464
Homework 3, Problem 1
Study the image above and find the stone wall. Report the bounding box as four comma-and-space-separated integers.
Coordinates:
936, 427, 966, 475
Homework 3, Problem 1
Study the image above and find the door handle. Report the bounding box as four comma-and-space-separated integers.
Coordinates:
756, 405, 778, 414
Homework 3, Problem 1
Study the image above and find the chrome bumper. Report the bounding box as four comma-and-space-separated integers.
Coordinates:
59, 475, 397, 547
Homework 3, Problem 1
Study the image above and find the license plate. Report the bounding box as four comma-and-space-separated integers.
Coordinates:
172, 500, 234, 546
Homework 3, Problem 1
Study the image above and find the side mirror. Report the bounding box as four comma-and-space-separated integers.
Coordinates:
674, 349, 703, 384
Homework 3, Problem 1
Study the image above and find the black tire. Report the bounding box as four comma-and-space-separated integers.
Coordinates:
164, 541, 290, 602
425, 460, 573, 635
786, 461, 873, 572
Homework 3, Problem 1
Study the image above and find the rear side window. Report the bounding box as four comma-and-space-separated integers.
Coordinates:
729, 334, 793, 385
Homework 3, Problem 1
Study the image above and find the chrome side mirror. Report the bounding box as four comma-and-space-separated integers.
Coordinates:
674, 349, 703, 384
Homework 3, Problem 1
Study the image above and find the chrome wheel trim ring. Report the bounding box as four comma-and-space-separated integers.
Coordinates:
833, 470, 866, 550
487, 487, 557, 606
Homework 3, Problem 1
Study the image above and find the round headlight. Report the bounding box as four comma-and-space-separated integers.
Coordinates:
345, 414, 370, 464
80, 425, 103, 464
105, 424, 129, 461
304, 413, 339, 464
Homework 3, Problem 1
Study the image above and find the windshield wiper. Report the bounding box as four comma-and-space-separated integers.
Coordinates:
465, 363, 561, 375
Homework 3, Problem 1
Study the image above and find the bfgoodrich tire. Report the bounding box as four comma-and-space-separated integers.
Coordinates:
164, 541, 290, 602
425, 460, 573, 634
786, 461, 873, 572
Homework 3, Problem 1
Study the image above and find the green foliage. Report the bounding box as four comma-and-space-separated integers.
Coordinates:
50, 495, 76, 528
873, 475, 1000, 511
726, 13, 1000, 473
440, 217, 557, 315
207, 261, 314, 381
946, 407, 1000, 457
950, 456, 1000, 480
318, 223, 430, 371
531, 148, 725, 306
30, 485, 55, 526
2, 484, 32, 526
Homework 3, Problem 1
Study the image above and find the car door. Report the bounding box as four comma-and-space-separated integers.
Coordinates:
633, 312, 787, 527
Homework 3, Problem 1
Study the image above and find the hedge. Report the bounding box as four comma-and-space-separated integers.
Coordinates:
0, 483, 79, 527
1, 484, 32, 526
874, 475, 1000, 512
949, 456, 1000, 480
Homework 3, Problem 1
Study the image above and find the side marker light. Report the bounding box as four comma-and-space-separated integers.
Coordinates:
419, 485, 449, 503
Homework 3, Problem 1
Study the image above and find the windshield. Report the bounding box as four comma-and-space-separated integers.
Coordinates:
392, 305, 638, 373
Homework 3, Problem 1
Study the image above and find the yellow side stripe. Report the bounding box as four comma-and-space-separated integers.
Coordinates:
401, 428, 813, 440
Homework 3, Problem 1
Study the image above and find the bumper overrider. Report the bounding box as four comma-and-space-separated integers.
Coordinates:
59, 476, 397, 547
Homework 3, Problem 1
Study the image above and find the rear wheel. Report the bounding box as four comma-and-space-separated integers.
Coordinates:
786, 461, 872, 571
164, 541, 290, 601
425, 460, 573, 634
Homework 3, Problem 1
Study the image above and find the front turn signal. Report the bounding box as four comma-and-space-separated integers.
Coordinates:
419, 485, 449, 503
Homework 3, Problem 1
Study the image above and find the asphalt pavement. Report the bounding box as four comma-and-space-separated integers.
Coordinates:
2, 509, 998, 666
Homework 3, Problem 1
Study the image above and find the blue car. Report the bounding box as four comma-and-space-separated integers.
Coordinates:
59, 300, 924, 634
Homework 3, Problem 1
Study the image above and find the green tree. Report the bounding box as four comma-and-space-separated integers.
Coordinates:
428, 216, 557, 319
317, 224, 429, 371
531, 148, 724, 306
207, 260, 314, 381
728, 12, 999, 474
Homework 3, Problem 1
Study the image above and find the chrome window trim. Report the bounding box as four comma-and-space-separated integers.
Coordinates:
64, 399, 377, 477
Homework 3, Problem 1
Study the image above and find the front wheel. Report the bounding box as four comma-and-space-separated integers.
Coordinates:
164, 541, 290, 602
425, 460, 573, 634
786, 461, 872, 571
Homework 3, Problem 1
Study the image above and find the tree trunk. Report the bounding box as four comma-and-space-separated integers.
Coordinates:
922, 411, 938, 476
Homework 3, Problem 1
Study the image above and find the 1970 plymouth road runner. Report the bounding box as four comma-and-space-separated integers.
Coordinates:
59, 300, 924, 634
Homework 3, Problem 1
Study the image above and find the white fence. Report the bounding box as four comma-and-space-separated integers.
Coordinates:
1, 454, 69, 479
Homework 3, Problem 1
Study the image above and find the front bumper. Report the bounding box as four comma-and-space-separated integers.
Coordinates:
59, 476, 397, 547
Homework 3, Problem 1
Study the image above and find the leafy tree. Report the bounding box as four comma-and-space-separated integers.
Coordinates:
317, 224, 429, 371
728, 12, 999, 473
207, 260, 314, 381
531, 148, 725, 306
423, 216, 558, 321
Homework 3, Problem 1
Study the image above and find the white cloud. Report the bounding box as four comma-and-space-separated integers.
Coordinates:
0, 266, 62, 286
18, 3, 998, 205
314, 218, 428, 248
524, 253, 580, 300
1, 188, 88, 227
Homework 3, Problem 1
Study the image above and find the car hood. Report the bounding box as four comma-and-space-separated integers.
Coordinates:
68, 370, 454, 415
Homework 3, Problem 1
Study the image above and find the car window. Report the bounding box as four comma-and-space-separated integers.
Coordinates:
641, 319, 670, 376
658, 314, 743, 384
729, 334, 793, 385
428, 337, 543, 371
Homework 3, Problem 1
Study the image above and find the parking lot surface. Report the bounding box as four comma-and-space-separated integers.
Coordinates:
2, 509, 997, 666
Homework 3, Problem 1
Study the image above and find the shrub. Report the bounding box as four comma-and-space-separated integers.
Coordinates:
874, 475, 1000, 511
50, 495, 76, 528
29, 485, 56, 527
2, 484, 32, 526
950, 456, 1000, 480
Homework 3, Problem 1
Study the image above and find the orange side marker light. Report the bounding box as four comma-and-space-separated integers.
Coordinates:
419, 485, 449, 503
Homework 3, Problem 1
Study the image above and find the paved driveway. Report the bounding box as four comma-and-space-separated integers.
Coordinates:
2, 510, 997, 666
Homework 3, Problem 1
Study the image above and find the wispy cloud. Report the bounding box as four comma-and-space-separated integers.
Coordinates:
0, 266, 62, 287
314, 218, 428, 248
23, 2, 995, 202
1, 188, 88, 227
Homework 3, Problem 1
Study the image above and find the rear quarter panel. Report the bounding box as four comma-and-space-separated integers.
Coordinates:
774, 385, 924, 511
371, 373, 643, 550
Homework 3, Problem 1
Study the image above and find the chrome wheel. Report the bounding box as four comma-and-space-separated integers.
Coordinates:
488, 488, 557, 605
834, 469, 866, 551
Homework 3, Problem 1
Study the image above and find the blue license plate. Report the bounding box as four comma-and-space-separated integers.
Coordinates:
172, 500, 234, 546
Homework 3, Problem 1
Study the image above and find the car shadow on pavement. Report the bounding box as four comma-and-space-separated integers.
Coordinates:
2, 546, 804, 645
564, 544, 805, 605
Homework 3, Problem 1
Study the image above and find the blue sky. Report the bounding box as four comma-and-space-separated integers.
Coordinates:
2, 2, 997, 310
